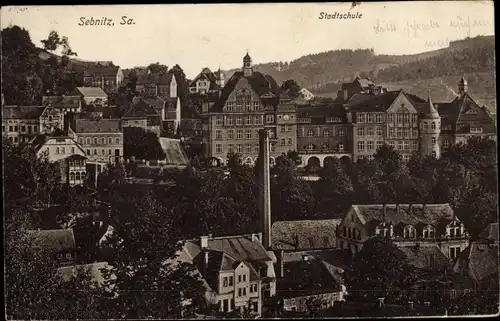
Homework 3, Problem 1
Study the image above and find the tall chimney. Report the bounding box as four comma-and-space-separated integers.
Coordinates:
258, 129, 272, 249
277, 250, 284, 278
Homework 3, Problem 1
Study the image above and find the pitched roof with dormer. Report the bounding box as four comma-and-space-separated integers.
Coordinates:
346, 90, 404, 112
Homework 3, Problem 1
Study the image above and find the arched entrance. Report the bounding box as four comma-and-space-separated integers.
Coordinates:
244, 156, 254, 166
306, 156, 321, 173
323, 156, 338, 168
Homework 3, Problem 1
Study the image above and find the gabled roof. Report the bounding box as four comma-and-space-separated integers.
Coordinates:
122, 99, 161, 119
42, 96, 81, 109
190, 67, 217, 86
209, 71, 279, 112
271, 219, 341, 250
277, 258, 344, 298
2, 105, 46, 119
351, 204, 454, 231
399, 245, 452, 271
83, 66, 120, 77
454, 241, 499, 283
346, 90, 403, 112
74, 87, 108, 98
26, 229, 76, 253
74, 119, 121, 133
479, 223, 499, 242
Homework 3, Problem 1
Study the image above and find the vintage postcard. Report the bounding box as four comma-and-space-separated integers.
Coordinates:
2, 1, 497, 319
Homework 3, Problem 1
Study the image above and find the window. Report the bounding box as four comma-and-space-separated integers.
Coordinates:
245, 116, 252, 125
431, 122, 436, 129
357, 141, 365, 151
323, 129, 330, 137
376, 141, 383, 150
288, 138, 292, 145
404, 226, 415, 238
2, 126, 5, 132
243, 288, 246, 296
254, 101, 259, 110
228, 276, 234, 286
307, 129, 314, 137
367, 127, 374, 136
450, 290, 457, 300
55, 147, 60, 154
237, 144, 243, 153
266, 114, 274, 123
357, 113, 366, 123
404, 128, 410, 137
115, 137, 120, 144
246, 130, 252, 139
223, 277, 228, 287
86, 149, 91, 155
100, 137, 105, 144
108, 149, 112, 155
228, 144, 234, 154
227, 117, 234, 125
389, 128, 395, 138
254, 116, 260, 125
215, 116, 223, 126
412, 128, 418, 138
9, 126, 13, 132
397, 141, 403, 150
238, 275, 242, 283
215, 130, 222, 139
444, 139, 449, 148
403, 140, 410, 150
432, 137, 436, 145
470, 127, 483, 133
367, 155, 374, 161
377, 127, 383, 136
423, 225, 435, 238
367, 141, 374, 151
306, 143, 314, 150
246, 144, 252, 153
238, 288, 242, 297
423, 122, 429, 130
449, 247, 461, 260
215, 144, 223, 154
228, 130, 234, 139
411, 114, 418, 122
236, 117, 242, 125
403, 154, 410, 162
281, 138, 286, 146
243, 274, 246, 282
343, 226, 347, 237
338, 128, 345, 136
432, 151, 437, 158
236, 130, 243, 139
61, 147, 65, 154
397, 128, 403, 138
93, 149, 97, 155
412, 140, 419, 151
376, 113, 384, 123
357, 127, 365, 137
367, 113, 374, 123
250, 284, 256, 293
21, 126, 26, 132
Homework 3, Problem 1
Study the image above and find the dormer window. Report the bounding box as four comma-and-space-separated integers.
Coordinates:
404, 225, 416, 238
447, 221, 462, 237
423, 225, 435, 238
376, 222, 391, 237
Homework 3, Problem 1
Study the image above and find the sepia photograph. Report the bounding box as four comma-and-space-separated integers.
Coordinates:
1, 1, 498, 319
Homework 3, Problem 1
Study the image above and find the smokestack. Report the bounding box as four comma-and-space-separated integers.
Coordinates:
258, 129, 272, 249
276, 250, 284, 278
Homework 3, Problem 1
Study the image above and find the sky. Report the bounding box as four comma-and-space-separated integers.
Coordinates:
2, 2, 495, 79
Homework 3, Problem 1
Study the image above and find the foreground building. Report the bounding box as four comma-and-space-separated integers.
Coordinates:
172, 233, 277, 316
73, 118, 123, 164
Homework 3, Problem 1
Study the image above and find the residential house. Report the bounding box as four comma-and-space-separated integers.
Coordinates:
203, 53, 289, 166
189, 67, 225, 94
2, 105, 64, 144
83, 65, 123, 93
42, 95, 83, 114
30, 129, 88, 186
276, 252, 347, 314
337, 76, 387, 103
299, 88, 315, 101
121, 98, 162, 135
336, 204, 470, 259
72, 87, 109, 106
26, 229, 77, 266
73, 119, 123, 164
135, 70, 177, 99
173, 233, 277, 316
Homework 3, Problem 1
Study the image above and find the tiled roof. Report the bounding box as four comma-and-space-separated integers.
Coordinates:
271, 219, 341, 250
83, 66, 120, 77
454, 241, 499, 283
352, 204, 454, 232
296, 103, 346, 124
42, 95, 81, 108
74, 87, 108, 98
26, 229, 76, 253
346, 90, 402, 112
479, 223, 499, 242
74, 119, 121, 133
399, 245, 452, 271
122, 99, 161, 119
57, 261, 112, 285
277, 258, 344, 298
190, 68, 217, 86
136, 72, 173, 85
2, 105, 46, 119
209, 71, 279, 112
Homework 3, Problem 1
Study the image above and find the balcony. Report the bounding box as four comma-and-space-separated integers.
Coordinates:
297, 118, 311, 124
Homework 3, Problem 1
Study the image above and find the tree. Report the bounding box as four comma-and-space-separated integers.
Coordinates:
41, 30, 78, 56
280, 79, 301, 99
315, 157, 354, 217
305, 296, 328, 317
147, 62, 168, 75
348, 236, 416, 302
99, 191, 205, 318
123, 127, 166, 160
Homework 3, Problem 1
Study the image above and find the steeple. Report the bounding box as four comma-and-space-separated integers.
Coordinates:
243, 51, 253, 77
424, 93, 440, 119
458, 76, 468, 95
215, 66, 225, 87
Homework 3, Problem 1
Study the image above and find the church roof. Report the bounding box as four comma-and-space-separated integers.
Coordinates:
422, 95, 440, 119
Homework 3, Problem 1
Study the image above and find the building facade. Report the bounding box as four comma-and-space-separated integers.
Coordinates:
83, 65, 124, 93
73, 119, 123, 164
189, 67, 225, 94
72, 87, 109, 106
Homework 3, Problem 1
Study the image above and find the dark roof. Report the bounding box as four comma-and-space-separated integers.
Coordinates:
74, 119, 121, 133
271, 219, 342, 250
190, 68, 217, 86
26, 229, 76, 253
346, 90, 403, 112
57, 261, 112, 285
479, 223, 499, 242
277, 258, 344, 298
454, 241, 499, 283
122, 99, 161, 119
83, 66, 120, 77
42, 95, 82, 109
2, 106, 46, 119
209, 71, 279, 112
296, 104, 346, 123
399, 245, 452, 271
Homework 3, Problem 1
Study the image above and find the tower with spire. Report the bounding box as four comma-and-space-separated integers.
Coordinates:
419, 93, 441, 158
243, 51, 253, 77
215, 67, 225, 88
458, 76, 468, 95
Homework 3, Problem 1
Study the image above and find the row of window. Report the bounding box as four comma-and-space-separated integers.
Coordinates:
300, 127, 346, 137
69, 171, 86, 181
388, 127, 419, 138
421, 121, 441, 130
280, 138, 294, 146
215, 115, 263, 126
386, 140, 419, 151
342, 226, 362, 240
305, 142, 344, 152
357, 140, 385, 152
79, 137, 121, 145
357, 127, 384, 137
386, 113, 418, 124
55, 147, 76, 155
69, 160, 85, 167
86, 148, 121, 156
216, 143, 278, 155
357, 113, 387, 124
2, 125, 39, 133
225, 101, 261, 112
376, 224, 438, 239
